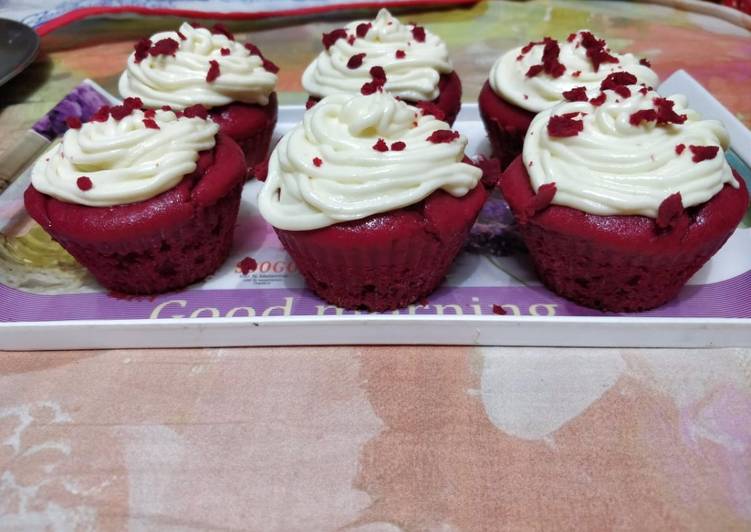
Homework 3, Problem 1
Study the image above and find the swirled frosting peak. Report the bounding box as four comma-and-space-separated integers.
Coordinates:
258, 92, 481, 230
490, 29, 659, 113
301, 9, 453, 102
31, 104, 219, 207
522, 85, 738, 218
119, 22, 277, 109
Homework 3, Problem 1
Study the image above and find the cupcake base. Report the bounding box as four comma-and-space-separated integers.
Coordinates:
211, 93, 278, 179
501, 156, 750, 312
24, 133, 247, 295
275, 176, 491, 312
478, 80, 534, 170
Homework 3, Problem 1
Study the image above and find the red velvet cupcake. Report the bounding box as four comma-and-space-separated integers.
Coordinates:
301, 9, 461, 125
501, 82, 749, 312
258, 92, 494, 311
25, 101, 246, 294
119, 22, 278, 177
480, 30, 659, 169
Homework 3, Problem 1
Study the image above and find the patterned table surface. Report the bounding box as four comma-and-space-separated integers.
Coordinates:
1, 1, 750, 529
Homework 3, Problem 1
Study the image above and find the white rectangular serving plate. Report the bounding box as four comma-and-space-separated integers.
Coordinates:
1, 71, 750, 350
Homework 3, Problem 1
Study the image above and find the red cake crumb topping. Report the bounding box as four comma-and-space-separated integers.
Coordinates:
322, 28, 347, 50
176, 30, 186, 40
211, 23, 235, 41
516, 54, 523, 61
206, 60, 220, 82
629, 109, 657, 126
220, 47, 230, 56
492, 304, 507, 315
370, 65, 386, 81
689, 145, 719, 163
143, 118, 160, 129
567, 32, 577, 42
313, 157, 323, 167
361, 66, 387, 95
149, 38, 179, 58
263, 58, 279, 73
305, 99, 316, 110
562, 86, 588, 102
541, 37, 565, 77
372, 138, 389, 152
356, 22, 372, 38
411, 25, 426, 42
639, 58, 651, 67
347, 35, 355, 45
347, 53, 366, 69
76, 176, 93, 191
600, 71, 636, 98
91, 106, 111, 122
579, 31, 618, 71
183, 104, 209, 119
144, 109, 156, 118
639, 86, 649, 95
65, 116, 82, 129
416, 101, 446, 121
391, 141, 406, 151
133, 38, 151, 63
547, 114, 583, 137
589, 93, 607, 106
426, 130, 460, 143
654, 98, 687, 125
521, 40, 543, 54
109, 105, 134, 120
237, 257, 258, 275
526, 64, 544, 78
656, 192, 684, 230
572, 70, 582, 78
124, 97, 142, 109
523, 182, 557, 220
395, 49, 406, 59
675, 143, 686, 155
161, 105, 172, 111
244, 42, 261, 56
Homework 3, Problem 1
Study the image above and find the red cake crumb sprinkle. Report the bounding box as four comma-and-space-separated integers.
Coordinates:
547, 114, 584, 137
426, 130, 460, 143
370, 65, 386, 81
109, 105, 133, 120
526, 64, 544, 78
206, 60, 220, 82
567, 32, 577, 42
237, 257, 257, 275
416, 101, 446, 121
675, 143, 686, 155
411, 25, 426, 42
639, 86, 649, 95
689, 145, 719, 163
654, 97, 687, 125
572, 70, 582, 78
656, 192, 684, 230
211, 23, 235, 40
143, 118, 160, 129
144, 109, 156, 118
590, 93, 607, 106
580, 31, 618, 71
133, 38, 151, 63
183, 104, 209, 119
149, 38, 179, 58
391, 141, 406, 151
361, 66, 387, 94
396, 49, 406, 59
76, 176, 93, 191
541, 37, 566, 77
244, 42, 261, 56
521, 40, 543, 54
629, 109, 658, 125
220, 47, 231, 56
492, 304, 507, 315
639, 57, 651, 67
372, 138, 389, 152
313, 157, 323, 167
305, 99, 316, 110
523, 182, 557, 220
262, 57, 279, 73
322, 28, 347, 50
65, 116, 82, 129
516, 54, 523, 61
356, 22, 372, 38
123, 97, 142, 109
91, 105, 111, 122
176, 30, 186, 40
562, 86, 588, 102
347, 35, 355, 45
347, 53, 366, 69
600, 71, 636, 98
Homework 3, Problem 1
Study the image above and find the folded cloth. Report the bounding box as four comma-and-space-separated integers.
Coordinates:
0, 0, 477, 35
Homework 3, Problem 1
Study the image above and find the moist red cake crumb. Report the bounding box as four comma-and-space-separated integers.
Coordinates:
654, 98, 687, 125
540, 37, 566, 77
347, 36, 355, 45
211, 23, 235, 40
629, 109, 658, 126
372, 138, 389, 152
134, 38, 151, 63
66, 117, 82, 129
176, 31, 186, 40
220, 48, 230, 56
347, 53, 366, 69
262, 58, 279, 73
426, 130, 459, 143
675, 143, 686, 155
183, 104, 209, 119
322, 28, 347, 50
562, 86, 588, 102
395, 49, 406, 59
521, 40, 543, 54
547, 114, 583, 137
149, 38, 179, 58
313, 157, 323, 167
579, 31, 618, 71
526, 64, 544, 78
391, 141, 406, 151
143, 118, 160, 129
91, 106, 111, 122
656, 192, 684, 230
76, 176, 93, 191
206, 60, 220, 82
237, 256, 257, 275
361, 66, 387, 95
416, 101, 446, 121
109, 105, 134, 120
590, 93, 607, 106
640, 58, 651, 67
690, 145, 719, 163
411, 25, 426, 42
492, 304, 507, 315
356, 22, 372, 38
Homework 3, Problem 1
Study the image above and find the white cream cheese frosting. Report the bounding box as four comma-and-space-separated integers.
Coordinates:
258, 91, 481, 230
490, 30, 659, 113
301, 8, 453, 102
31, 107, 219, 207
119, 22, 277, 109
522, 85, 738, 217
